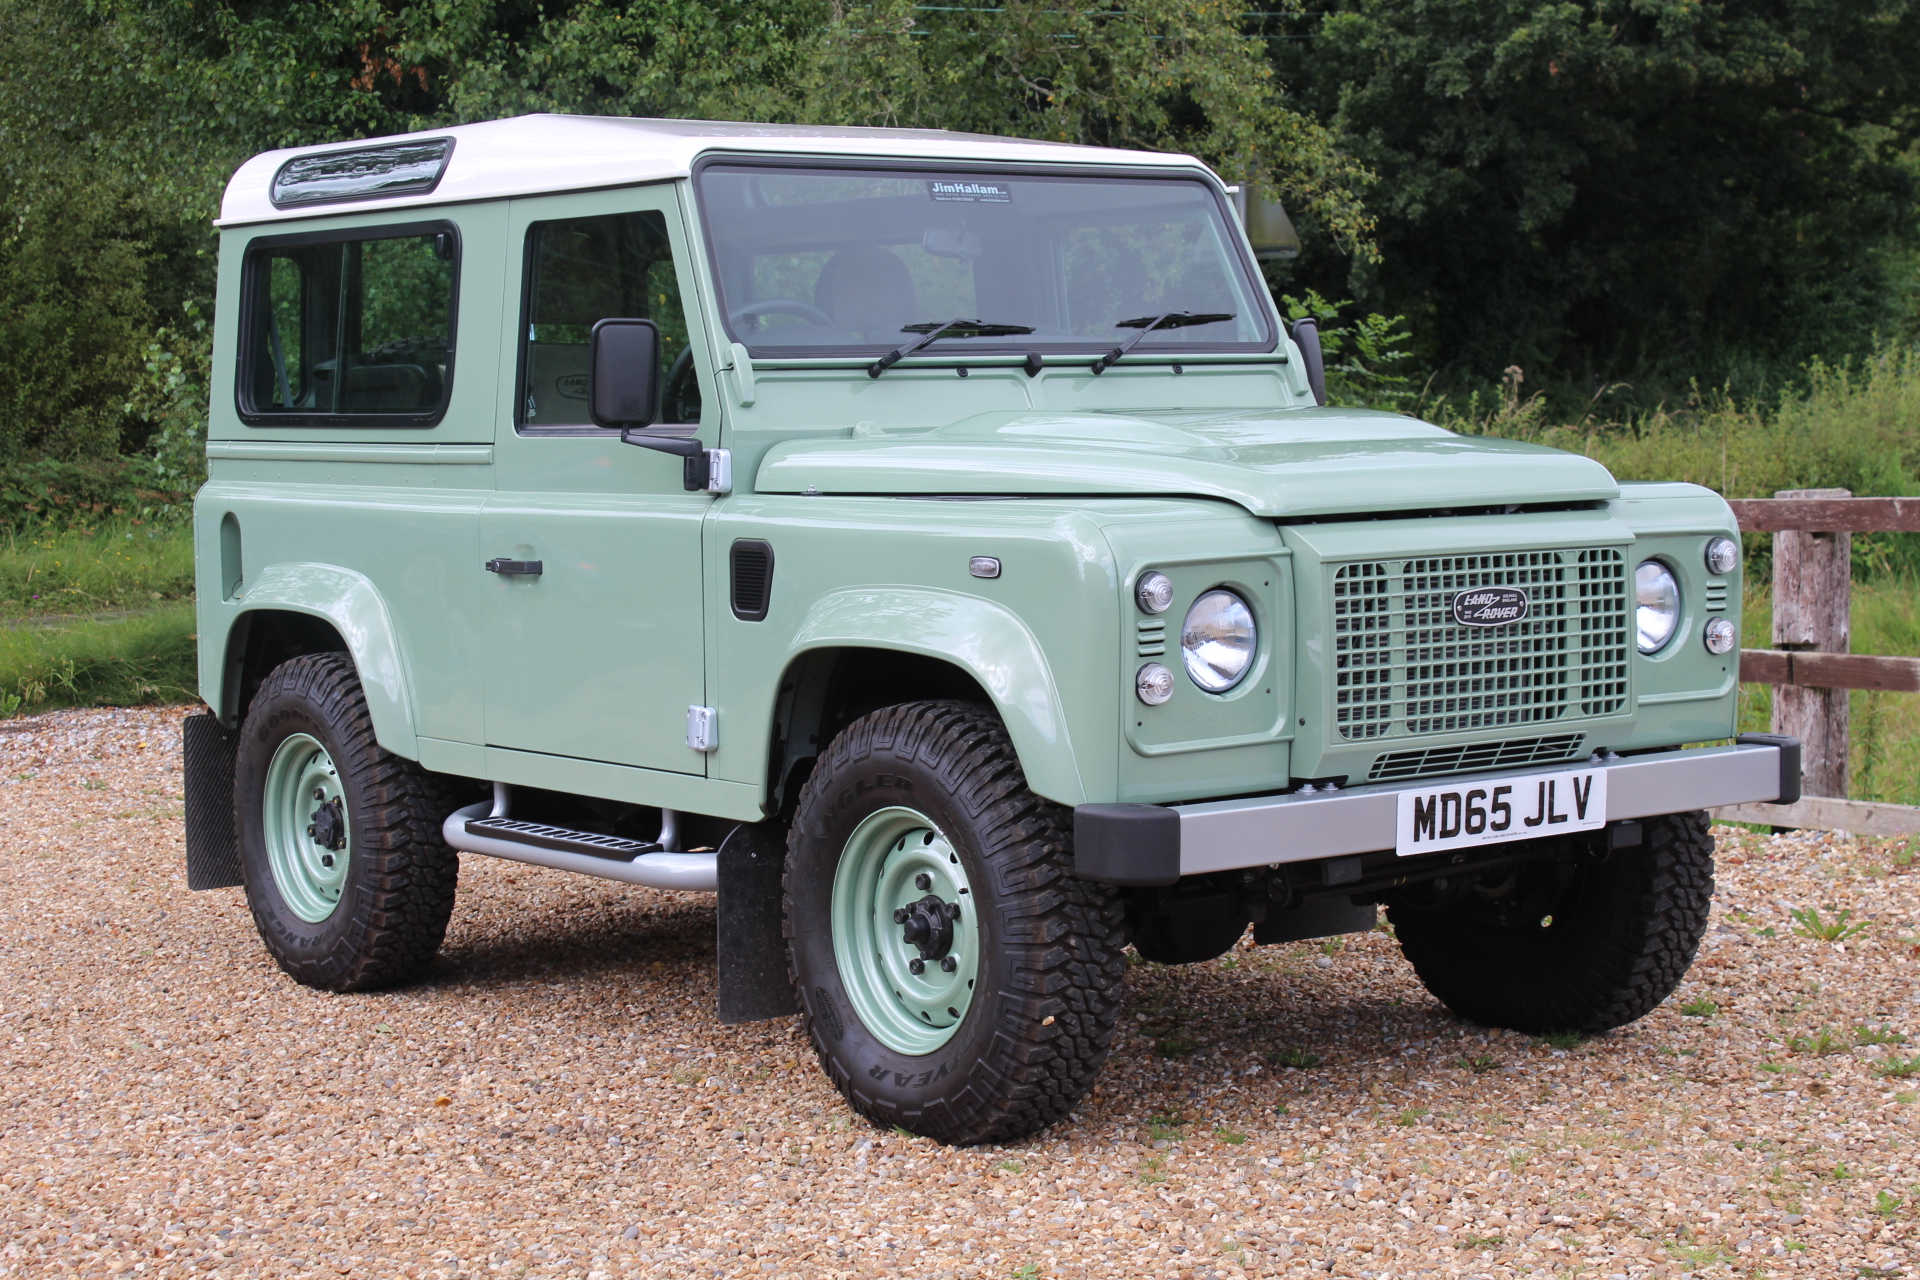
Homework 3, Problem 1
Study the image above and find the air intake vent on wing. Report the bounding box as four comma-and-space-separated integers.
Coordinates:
730, 539, 775, 621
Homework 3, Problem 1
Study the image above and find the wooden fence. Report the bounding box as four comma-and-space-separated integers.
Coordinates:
1708, 488, 1920, 836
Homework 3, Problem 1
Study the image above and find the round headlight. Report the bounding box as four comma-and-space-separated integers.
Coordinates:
1136, 662, 1175, 705
1182, 589, 1256, 692
1635, 560, 1680, 653
1705, 536, 1738, 576
1136, 571, 1174, 615
1703, 616, 1737, 655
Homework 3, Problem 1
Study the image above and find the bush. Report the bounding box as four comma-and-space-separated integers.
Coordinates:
0, 458, 195, 533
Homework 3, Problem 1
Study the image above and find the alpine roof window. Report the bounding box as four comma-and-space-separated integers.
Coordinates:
270, 139, 454, 208
695, 163, 1273, 359
241, 223, 458, 426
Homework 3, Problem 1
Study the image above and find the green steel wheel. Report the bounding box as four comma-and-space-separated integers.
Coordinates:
787, 700, 1127, 1145
236, 652, 460, 992
261, 733, 351, 923
830, 807, 980, 1055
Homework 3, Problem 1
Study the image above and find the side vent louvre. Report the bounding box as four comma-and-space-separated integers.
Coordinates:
730, 539, 775, 621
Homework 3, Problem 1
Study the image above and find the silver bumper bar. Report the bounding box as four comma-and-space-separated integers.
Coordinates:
1074, 735, 1799, 885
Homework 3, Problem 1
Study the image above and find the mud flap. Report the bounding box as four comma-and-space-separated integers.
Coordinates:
716, 820, 798, 1023
183, 711, 242, 890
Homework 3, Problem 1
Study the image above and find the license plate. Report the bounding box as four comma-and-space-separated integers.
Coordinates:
1395, 768, 1607, 857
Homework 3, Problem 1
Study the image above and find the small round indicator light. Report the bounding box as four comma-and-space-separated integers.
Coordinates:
1136, 572, 1174, 614
1136, 663, 1175, 705
1703, 616, 1737, 655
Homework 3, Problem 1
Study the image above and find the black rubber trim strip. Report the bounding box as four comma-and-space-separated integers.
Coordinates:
1072, 803, 1180, 885
1735, 732, 1802, 805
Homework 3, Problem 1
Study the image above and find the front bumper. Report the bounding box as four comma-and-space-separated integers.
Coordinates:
1074, 733, 1799, 886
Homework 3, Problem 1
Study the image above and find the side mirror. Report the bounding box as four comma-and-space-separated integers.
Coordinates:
588, 318, 660, 429
1290, 318, 1327, 407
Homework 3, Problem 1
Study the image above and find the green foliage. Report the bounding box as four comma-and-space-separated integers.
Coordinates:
0, 603, 197, 714
1281, 290, 1417, 408
1268, 0, 1920, 403
1790, 907, 1870, 944
0, 461, 193, 535
0, 521, 194, 617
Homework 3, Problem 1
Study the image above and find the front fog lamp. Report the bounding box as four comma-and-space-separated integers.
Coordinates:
1705, 536, 1739, 576
1635, 560, 1680, 653
1136, 663, 1175, 705
1703, 616, 1737, 655
1182, 589, 1257, 692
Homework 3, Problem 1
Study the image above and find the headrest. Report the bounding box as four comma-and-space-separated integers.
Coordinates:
813, 248, 916, 340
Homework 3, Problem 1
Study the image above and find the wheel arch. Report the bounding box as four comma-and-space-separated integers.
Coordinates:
206, 563, 419, 759
767, 587, 1088, 815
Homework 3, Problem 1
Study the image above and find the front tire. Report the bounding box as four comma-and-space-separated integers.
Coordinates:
236, 653, 459, 992
786, 701, 1126, 1145
1388, 810, 1714, 1034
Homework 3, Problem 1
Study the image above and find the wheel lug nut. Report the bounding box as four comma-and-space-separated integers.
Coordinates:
312, 787, 325, 801
892, 907, 909, 925
914, 873, 932, 890
940, 956, 957, 972
908, 958, 925, 975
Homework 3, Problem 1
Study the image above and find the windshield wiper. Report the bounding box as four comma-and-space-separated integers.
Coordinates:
1090, 311, 1235, 375
868, 317, 1037, 378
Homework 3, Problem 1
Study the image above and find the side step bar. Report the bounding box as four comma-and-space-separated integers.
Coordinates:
441, 800, 718, 892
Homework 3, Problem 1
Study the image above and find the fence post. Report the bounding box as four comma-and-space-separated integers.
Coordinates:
1771, 486, 1852, 797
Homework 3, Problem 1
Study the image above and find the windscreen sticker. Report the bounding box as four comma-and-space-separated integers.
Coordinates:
928, 179, 1012, 203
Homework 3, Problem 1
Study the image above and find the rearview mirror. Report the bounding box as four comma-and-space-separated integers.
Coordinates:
588, 318, 660, 429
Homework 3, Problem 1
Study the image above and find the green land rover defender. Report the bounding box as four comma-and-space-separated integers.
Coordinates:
183, 115, 1797, 1144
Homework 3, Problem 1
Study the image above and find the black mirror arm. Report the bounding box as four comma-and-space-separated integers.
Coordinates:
620, 430, 701, 457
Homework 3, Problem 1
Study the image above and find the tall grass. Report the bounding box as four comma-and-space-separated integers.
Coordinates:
1440, 348, 1920, 499
0, 519, 193, 617
0, 603, 197, 714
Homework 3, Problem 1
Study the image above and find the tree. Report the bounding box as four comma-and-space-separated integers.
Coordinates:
1267, 0, 1920, 401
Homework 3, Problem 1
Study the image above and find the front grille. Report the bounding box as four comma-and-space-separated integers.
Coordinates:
1333, 548, 1629, 742
1367, 733, 1587, 782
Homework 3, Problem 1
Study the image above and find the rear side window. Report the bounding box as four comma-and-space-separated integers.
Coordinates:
241, 223, 458, 426
519, 210, 700, 429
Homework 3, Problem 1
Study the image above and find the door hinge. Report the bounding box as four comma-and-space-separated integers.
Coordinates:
687, 705, 718, 753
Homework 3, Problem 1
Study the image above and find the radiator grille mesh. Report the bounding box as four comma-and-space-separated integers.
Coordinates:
1332, 547, 1629, 743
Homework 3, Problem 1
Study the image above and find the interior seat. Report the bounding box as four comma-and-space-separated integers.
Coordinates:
813, 248, 917, 341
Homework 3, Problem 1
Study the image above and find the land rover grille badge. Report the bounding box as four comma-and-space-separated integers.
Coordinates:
1451, 586, 1530, 627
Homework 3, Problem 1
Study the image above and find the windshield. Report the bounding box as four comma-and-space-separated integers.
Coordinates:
696, 164, 1274, 358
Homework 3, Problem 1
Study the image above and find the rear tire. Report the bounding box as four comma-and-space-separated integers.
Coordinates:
235, 653, 459, 992
1388, 810, 1714, 1034
786, 701, 1126, 1145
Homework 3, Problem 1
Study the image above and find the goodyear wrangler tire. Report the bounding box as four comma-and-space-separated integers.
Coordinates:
236, 653, 459, 992
786, 701, 1127, 1145
1389, 810, 1715, 1035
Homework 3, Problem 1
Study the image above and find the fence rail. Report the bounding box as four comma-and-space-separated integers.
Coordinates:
1705, 489, 1920, 836
1725, 495, 1920, 532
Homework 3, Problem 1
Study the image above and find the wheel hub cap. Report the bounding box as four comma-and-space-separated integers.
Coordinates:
894, 892, 960, 961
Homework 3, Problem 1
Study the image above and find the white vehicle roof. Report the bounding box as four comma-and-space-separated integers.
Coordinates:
217, 113, 1212, 227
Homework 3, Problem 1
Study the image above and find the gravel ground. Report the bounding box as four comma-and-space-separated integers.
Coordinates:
3, 706, 1919, 1280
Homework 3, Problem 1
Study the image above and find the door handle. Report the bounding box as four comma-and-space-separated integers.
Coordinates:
485, 558, 543, 576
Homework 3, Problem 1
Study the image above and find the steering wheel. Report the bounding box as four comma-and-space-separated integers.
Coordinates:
730, 298, 837, 330
661, 345, 700, 424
